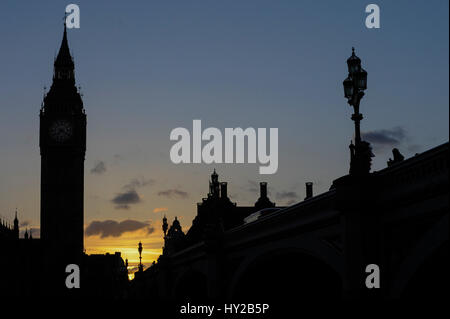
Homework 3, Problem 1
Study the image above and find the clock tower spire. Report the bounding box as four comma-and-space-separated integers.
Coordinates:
39, 22, 86, 290
54, 21, 75, 83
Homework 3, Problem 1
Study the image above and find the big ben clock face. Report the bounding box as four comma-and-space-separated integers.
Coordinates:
49, 119, 73, 142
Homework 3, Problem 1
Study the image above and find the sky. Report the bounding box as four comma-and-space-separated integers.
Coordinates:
0, 0, 448, 271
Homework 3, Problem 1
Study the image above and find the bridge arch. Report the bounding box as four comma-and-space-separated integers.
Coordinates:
390, 214, 448, 298
228, 246, 343, 300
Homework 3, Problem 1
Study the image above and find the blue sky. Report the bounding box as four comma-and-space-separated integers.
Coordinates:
0, 1, 448, 261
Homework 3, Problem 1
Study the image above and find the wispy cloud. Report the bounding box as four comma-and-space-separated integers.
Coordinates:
363, 127, 406, 146
90, 160, 107, 174
153, 207, 168, 213
85, 219, 154, 238
123, 177, 154, 190
362, 126, 421, 154
246, 180, 271, 195
157, 189, 189, 199
273, 190, 299, 206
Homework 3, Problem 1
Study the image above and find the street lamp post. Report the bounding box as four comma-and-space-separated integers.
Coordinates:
343, 48, 373, 176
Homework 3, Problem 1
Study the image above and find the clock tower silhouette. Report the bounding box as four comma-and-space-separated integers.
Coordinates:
39, 22, 86, 281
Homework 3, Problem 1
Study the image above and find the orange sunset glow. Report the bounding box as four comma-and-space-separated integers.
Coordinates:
84, 220, 164, 279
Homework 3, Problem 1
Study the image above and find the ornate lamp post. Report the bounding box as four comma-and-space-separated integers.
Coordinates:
343, 48, 373, 176
138, 241, 143, 272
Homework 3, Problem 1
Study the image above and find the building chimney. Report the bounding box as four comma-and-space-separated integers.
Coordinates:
221, 182, 228, 198
305, 182, 313, 200
260, 182, 268, 198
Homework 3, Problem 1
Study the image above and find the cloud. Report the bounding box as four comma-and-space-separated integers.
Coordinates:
276, 191, 298, 200
362, 127, 422, 155
85, 219, 154, 238
274, 191, 299, 206
153, 207, 168, 213
111, 189, 141, 209
157, 189, 189, 199
111, 177, 154, 209
362, 127, 406, 147
123, 177, 154, 190
246, 180, 271, 195
91, 161, 106, 174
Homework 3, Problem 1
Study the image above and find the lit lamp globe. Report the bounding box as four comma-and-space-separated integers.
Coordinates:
343, 76, 354, 99
355, 68, 368, 90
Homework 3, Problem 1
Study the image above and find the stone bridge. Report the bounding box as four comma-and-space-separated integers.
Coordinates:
131, 143, 448, 300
